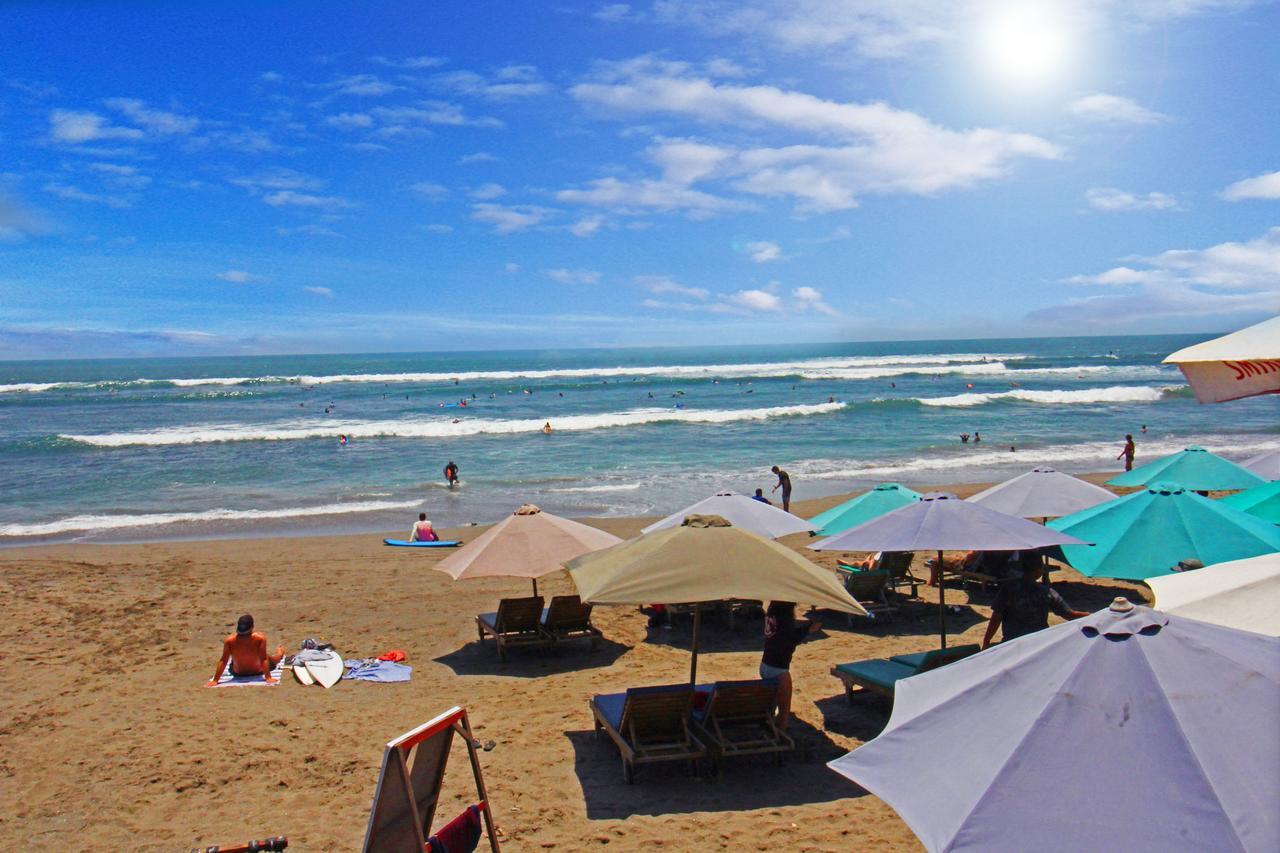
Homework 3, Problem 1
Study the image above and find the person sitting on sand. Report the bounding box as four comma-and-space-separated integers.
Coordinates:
751, 488, 772, 505
982, 560, 1088, 648
761, 601, 821, 729
409, 513, 439, 542
207, 614, 284, 685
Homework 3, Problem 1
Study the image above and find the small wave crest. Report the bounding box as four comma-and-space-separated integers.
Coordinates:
909, 385, 1179, 408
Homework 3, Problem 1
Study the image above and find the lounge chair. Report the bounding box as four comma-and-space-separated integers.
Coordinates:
475, 595, 549, 662
831, 644, 980, 702
540, 594, 602, 648
841, 551, 920, 598
690, 679, 793, 773
590, 684, 707, 783
834, 565, 896, 624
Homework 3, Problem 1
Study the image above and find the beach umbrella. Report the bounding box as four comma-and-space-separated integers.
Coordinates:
1219, 479, 1280, 524
1106, 444, 1265, 491
1163, 315, 1280, 403
828, 599, 1280, 852
966, 466, 1114, 519
641, 490, 812, 538
810, 494, 1088, 647
566, 515, 862, 683
1146, 553, 1280, 637
806, 482, 922, 536
1240, 448, 1280, 481
1048, 482, 1280, 581
434, 504, 621, 596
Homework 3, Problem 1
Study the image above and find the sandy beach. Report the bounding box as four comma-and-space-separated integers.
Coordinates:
0, 475, 1150, 851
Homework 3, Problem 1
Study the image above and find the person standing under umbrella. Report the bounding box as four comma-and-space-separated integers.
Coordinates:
761, 601, 821, 728
981, 561, 1087, 648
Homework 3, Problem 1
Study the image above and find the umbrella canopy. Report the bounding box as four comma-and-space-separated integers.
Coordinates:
1048, 483, 1280, 581
1163, 315, 1280, 403
1107, 444, 1266, 491
1146, 553, 1280, 636
966, 466, 1115, 519
434, 504, 621, 594
640, 490, 812, 538
810, 493, 1088, 646
1219, 479, 1280, 524
806, 482, 922, 536
829, 600, 1280, 852
1241, 448, 1280, 480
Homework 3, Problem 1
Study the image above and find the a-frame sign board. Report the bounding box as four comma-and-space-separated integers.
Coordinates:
362, 707, 500, 853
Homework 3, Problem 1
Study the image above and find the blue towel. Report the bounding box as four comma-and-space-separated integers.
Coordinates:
344, 660, 412, 683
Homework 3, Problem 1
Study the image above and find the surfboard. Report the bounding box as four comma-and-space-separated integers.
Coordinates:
304, 654, 344, 689
293, 663, 315, 686
383, 539, 462, 547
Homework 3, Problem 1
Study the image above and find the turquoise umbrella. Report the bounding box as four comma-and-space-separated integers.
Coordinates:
1048, 482, 1280, 580
806, 482, 922, 535
1220, 480, 1280, 524
1108, 445, 1265, 491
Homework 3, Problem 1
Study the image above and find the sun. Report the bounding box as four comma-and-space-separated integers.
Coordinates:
979, 4, 1072, 86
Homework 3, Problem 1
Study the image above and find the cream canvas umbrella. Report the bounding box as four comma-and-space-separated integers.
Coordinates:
434, 504, 621, 596
565, 515, 863, 683
1145, 553, 1280, 636
1163, 315, 1280, 403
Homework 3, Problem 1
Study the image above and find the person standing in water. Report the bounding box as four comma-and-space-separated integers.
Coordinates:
443, 460, 459, 488
1117, 434, 1136, 471
542, 421, 553, 434
770, 465, 792, 512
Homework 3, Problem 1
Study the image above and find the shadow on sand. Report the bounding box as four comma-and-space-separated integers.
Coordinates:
434, 637, 630, 678
814, 693, 894, 744
565, 717, 865, 819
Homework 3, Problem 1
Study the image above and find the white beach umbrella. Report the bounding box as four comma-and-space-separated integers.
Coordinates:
1145, 553, 1280, 636
1240, 449, 1280, 481
640, 490, 812, 538
966, 467, 1115, 519
1163, 316, 1280, 403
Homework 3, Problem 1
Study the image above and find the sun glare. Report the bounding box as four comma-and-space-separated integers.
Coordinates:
980, 4, 1072, 86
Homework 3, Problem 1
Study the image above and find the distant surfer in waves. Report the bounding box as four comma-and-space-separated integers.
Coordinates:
444, 461, 459, 488
207, 614, 284, 686
542, 421, 553, 434
410, 513, 439, 542
338, 434, 348, 446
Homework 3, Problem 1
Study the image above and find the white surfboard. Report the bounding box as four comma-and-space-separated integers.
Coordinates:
304, 654, 344, 689
293, 664, 315, 686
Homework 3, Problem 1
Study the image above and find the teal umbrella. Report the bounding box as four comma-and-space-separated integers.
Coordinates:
806, 482, 922, 536
1107, 445, 1265, 491
1220, 480, 1280, 524
1048, 482, 1280, 580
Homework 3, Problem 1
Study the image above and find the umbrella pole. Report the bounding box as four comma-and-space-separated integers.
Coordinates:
689, 607, 701, 686
937, 549, 947, 649
532, 577, 538, 598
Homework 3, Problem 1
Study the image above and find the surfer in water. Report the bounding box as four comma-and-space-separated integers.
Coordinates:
207, 614, 284, 685
409, 513, 439, 542
444, 461, 459, 488
542, 421, 553, 434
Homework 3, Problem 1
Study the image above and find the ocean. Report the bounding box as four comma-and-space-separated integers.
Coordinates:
2, 334, 1277, 545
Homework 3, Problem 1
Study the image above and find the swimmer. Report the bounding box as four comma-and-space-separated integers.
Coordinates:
207, 614, 283, 686
338, 434, 348, 446
542, 421, 553, 434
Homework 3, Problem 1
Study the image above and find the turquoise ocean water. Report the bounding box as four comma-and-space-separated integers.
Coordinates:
2, 334, 1277, 545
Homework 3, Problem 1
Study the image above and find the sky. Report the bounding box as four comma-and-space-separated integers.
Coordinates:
1, 0, 1278, 359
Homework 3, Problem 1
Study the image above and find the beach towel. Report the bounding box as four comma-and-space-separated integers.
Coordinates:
215, 658, 284, 687
427, 804, 482, 853
345, 659, 412, 683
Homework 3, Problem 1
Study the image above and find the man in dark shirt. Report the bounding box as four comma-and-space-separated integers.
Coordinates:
761, 601, 821, 728
770, 465, 793, 512
982, 562, 1088, 648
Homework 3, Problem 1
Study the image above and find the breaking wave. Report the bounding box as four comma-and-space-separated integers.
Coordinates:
910, 386, 1180, 407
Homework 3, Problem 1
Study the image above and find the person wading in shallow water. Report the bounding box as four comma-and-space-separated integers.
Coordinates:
1117, 434, 1136, 472
770, 465, 792, 512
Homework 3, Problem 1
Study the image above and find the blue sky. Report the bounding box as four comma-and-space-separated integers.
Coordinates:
1, 0, 1278, 358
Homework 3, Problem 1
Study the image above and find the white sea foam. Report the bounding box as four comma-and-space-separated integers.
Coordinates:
546, 483, 645, 494
0, 382, 81, 393
911, 385, 1178, 407
0, 499, 422, 538
60, 401, 847, 447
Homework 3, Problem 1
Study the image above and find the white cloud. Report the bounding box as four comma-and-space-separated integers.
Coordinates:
504, 262, 521, 273
0, 192, 52, 243
231, 169, 325, 193
793, 285, 837, 315
103, 98, 199, 134
594, 3, 639, 22
372, 102, 502, 129
470, 182, 507, 200
543, 267, 602, 285
275, 223, 343, 238
325, 112, 375, 129
1222, 170, 1280, 201
459, 151, 498, 165
89, 162, 151, 189
303, 285, 335, 297
259, 71, 284, 83
557, 176, 754, 217
423, 223, 454, 234
43, 182, 131, 208
1084, 187, 1180, 212
569, 215, 604, 237
635, 274, 710, 299
216, 270, 263, 283
330, 74, 403, 97
1068, 93, 1169, 124
745, 240, 781, 262
432, 66, 550, 100
262, 190, 353, 209
411, 181, 449, 200
471, 202, 555, 233
48, 109, 143, 143
371, 55, 448, 69
728, 288, 782, 311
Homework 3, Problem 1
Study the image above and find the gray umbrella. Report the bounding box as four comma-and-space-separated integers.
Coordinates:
810, 493, 1089, 646
966, 466, 1115, 520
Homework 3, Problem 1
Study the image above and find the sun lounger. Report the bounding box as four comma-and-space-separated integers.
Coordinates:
834, 565, 897, 624
590, 684, 707, 783
690, 679, 793, 773
831, 644, 980, 702
540, 594, 602, 648
475, 595, 549, 662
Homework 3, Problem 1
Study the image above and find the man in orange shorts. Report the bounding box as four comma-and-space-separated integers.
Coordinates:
206, 614, 284, 686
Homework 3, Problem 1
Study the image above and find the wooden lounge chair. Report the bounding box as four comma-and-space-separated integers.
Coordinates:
590, 684, 707, 783
475, 595, 549, 662
831, 644, 980, 702
690, 679, 793, 773
834, 565, 897, 624
540, 594, 602, 648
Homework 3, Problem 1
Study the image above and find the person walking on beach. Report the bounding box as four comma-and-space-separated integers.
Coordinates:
982, 561, 1087, 648
443, 460, 459, 488
207, 614, 284, 685
761, 601, 821, 729
1118, 434, 1136, 471
770, 465, 792, 512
